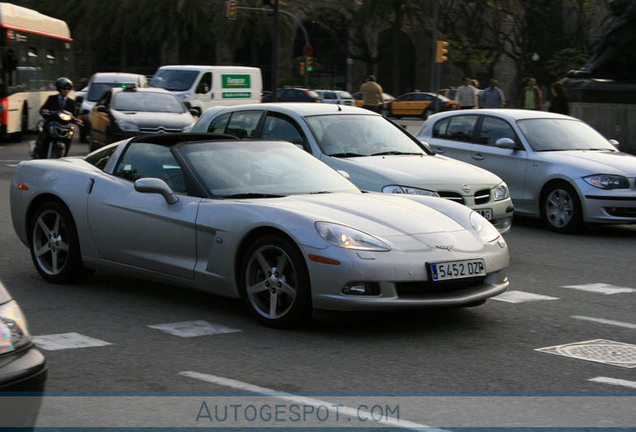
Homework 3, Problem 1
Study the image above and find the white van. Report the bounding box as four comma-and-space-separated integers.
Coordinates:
149, 65, 262, 116
76, 72, 148, 142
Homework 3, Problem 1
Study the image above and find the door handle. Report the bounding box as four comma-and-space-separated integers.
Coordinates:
471, 153, 485, 160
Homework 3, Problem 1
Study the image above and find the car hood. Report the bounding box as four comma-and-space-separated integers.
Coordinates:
255, 192, 466, 236
114, 111, 193, 127
325, 154, 503, 189
539, 150, 636, 176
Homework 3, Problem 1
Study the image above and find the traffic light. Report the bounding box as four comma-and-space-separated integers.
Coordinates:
299, 61, 305, 75
306, 56, 313, 72
435, 40, 449, 63
226, 0, 237, 20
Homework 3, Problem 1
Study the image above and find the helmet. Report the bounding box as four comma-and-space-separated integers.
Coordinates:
56, 77, 73, 91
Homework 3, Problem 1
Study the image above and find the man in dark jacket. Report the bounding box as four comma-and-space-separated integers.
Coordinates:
35, 77, 78, 158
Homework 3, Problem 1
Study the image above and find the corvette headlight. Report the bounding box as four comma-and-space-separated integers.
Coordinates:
118, 119, 139, 132
493, 183, 509, 201
583, 174, 629, 190
382, 185, 440, 197
469, 211, 500, 243
315, 222, 390, 251
0, 300, 31, 355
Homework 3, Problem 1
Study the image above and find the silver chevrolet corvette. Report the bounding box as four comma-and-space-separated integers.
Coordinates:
10, 134, 509, 327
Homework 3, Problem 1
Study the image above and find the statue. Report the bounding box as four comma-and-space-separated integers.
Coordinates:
568, 0, 636, 80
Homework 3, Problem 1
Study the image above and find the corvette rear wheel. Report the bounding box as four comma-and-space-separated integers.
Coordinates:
240, 235, 311, 328
30, 201, 91, 283
541, 182, 583, 233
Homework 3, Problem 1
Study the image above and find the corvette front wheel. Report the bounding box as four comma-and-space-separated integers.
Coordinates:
240, 235, 311, 328
30, 201, 91, 283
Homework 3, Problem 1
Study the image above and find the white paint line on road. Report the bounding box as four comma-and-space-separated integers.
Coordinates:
6, 164, 17, 167
180, 371, 439, 430
561, 283, 635, 295
492, 290, 559, 303
34, 332, 112, 351
572, 315, 636, 330
148, 320, 241, 337
588, 377, 636, 389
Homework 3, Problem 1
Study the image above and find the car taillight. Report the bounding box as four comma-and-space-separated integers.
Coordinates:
0, 98, 7, 125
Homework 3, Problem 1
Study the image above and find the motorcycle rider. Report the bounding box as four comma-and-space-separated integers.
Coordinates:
35, 77, 81, 158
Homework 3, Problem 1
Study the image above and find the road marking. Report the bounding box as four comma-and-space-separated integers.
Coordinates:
148, 320, 241, 337
180, 371, 437, 430
492, 290, 559, 303
34, 332, 112, 351
588, 377, 636, 389
572, 316, 636, 330
6, 164, 17, 167
536, 339, 636, 368
561, 283, 635, 295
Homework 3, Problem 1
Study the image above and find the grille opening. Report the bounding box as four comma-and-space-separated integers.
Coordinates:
474, 189, 491, 205
605, 207, 636, 217
438, 191, 464, 204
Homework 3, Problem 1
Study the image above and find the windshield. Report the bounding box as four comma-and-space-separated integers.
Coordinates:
88, 83, 126, 101
517, 118, 616, 152
306, 114, 426, 157
150, 70, 199, 91
179, 141, 360, 197
113, 92, 185, 113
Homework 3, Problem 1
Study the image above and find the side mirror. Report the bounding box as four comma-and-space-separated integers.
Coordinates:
196, 83, 210, 94
608, 139, 620, 149
134, 178, 179, 204
495, 138, 517, 149
337, 170, 351, 180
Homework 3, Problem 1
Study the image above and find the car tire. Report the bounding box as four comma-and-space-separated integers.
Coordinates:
240, 234, 312, 328
422, 107, 435, 119
541, 182, 583, 233
29, 201, 93, 283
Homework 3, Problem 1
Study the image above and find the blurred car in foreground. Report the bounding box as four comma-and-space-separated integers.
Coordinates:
10, 134, 509, 328
387, 92, 455, 119
315, 90, 355, 106
88, 85, 195, 151
76, 72, 148, 143
262, 87, 322, 103
192, 103, 514, 233
417, 109, 636, 232
0, 280, 46, 427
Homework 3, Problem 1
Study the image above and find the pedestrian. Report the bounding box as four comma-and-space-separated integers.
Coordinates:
479, 78, 506, 108
519, 77, 543, 110
548, 81, 569, 115
455, 76, 478, 109
359, 75, 385, 113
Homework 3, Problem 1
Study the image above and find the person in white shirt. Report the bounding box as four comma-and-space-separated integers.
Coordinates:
455, 77, 478, 109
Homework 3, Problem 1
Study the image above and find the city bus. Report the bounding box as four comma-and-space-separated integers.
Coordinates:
0, 3, 73, 141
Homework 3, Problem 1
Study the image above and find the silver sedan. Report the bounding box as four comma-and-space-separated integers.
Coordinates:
417, 109, 636, 233
11, 134, 509, 328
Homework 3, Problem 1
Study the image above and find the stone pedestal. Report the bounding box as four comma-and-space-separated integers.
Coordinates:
563, 78, 636, 155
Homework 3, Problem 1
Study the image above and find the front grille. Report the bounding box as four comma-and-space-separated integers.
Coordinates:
438, 191, 464, 204
474, 189, 491, 205
140, 127, 183, 134
605, 207, 636, 217
395, 277, 486, 298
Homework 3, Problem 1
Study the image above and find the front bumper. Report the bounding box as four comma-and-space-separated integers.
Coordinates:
0, 346, 47, 428
576, 179, 636, 224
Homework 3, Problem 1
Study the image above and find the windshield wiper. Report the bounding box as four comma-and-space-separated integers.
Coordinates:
370, 151, 423, 156
328, 152, 365, 158
219, 193, 286, 199
309, 191, 333, 195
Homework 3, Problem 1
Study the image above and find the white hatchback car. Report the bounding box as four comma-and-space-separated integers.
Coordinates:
192, 103, 514, 233
315, 90, 356, 106
416, 109, 636, 233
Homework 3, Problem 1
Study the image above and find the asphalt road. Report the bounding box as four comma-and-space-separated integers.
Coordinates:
1, 133, 634, 429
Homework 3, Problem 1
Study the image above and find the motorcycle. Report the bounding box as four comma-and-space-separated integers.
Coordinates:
31, 110, 79, 159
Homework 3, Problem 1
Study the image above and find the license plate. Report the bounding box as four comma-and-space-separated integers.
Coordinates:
477, 209, 492, 220
429, 259, 486, 282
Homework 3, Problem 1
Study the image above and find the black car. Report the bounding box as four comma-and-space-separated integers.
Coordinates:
0, 281, 47, 428
88, 85, 196, 152
261, 87, 322, 103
